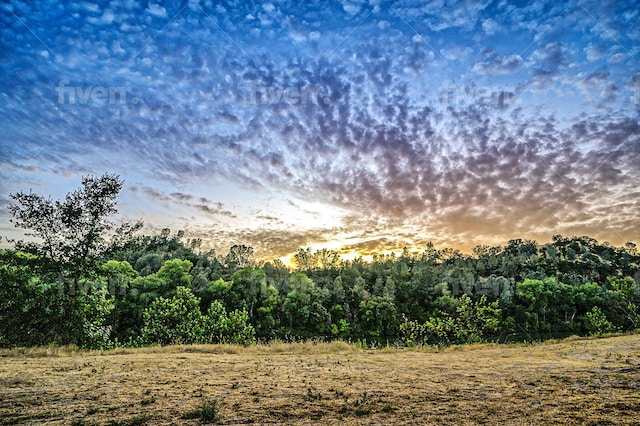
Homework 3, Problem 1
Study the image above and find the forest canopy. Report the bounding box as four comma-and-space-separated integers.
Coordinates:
1, 174, 639, 349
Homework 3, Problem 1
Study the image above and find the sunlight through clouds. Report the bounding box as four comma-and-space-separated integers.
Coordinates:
1, 0, 639, 259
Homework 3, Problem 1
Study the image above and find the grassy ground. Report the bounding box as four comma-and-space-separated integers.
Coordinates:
1, 335, 639, 425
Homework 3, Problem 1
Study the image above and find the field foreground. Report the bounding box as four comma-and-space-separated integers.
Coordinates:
1, 335, 639, 425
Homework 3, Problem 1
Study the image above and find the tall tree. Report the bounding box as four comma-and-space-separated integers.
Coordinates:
225, 244, 255, 270
8, 173, 142, 291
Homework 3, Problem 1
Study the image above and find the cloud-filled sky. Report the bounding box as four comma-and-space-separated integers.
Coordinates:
1, 0, 639, 260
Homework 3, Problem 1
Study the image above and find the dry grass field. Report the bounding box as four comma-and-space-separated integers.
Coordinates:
1, 334, 639, 425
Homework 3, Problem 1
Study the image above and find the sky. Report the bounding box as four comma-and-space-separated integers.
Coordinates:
1, 0, 639, 261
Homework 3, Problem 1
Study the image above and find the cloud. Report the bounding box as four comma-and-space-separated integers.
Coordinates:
472, 52, 523, 75
578, 71, 621, 105
584, 43, 606, 61
147, 3, 167, 18
607, 53, 627, 64
190, 225, 334, 259
1, 0, 638, 257
529, 42, 566, 71
170, 192, 194, 201
481, 18, 499, 35
392, 0, 490, 32
142, 186, 170, 202
341, 0, 363, 16
194, 203, 236, 217
339, 238, 401, 255
440, 46, 473, 62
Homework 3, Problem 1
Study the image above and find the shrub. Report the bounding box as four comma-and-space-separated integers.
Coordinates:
141, 287, 255, 346
183, 399, 221, 422
584, 306, 617, 335
141, 287, 206, 345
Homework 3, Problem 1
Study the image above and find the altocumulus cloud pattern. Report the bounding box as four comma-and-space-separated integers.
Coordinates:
1, 0, 639, 259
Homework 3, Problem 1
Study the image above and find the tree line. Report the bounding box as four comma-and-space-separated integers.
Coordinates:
1, 174, 638, 349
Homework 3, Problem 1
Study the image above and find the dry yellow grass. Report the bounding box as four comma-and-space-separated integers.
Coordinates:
1, 335, 638, 425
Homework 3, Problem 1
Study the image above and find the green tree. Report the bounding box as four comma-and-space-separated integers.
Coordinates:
101, 260, 138, 296
293, 247, 314, 270
605, 277, 640, 330
0, 251, 75, 347
225, 245, 255, 270
513, 278, 555, 334
134, 253, 165, 276
229, 266, 266, 316
156, 259, 193, 289
0, 250, 117, 348
221, 309, 256, 345
584, 306, 617, 335
453, 295, 502, 343
141, 286, 206, 345
282, 273, 329, 335
203, 300, 256, 345
80, 288, 115, 349
254, 283, 280, 340
358, 296, 400, 340
8, 173, 142, 290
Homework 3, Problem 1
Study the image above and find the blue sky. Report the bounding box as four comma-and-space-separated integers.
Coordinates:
1, 0, 639, 260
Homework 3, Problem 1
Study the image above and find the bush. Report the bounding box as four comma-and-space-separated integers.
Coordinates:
203, 301, 256, 345
0, 251, 115, 349
141, 287, 255, 346
141, 287, 206, 345
80, 288, 115, 349
224, 309, 256, 345
584, 306, 617, 335
183, 399, 221, 422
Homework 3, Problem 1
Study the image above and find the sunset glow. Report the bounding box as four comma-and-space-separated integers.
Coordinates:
1, 0, 639, 259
